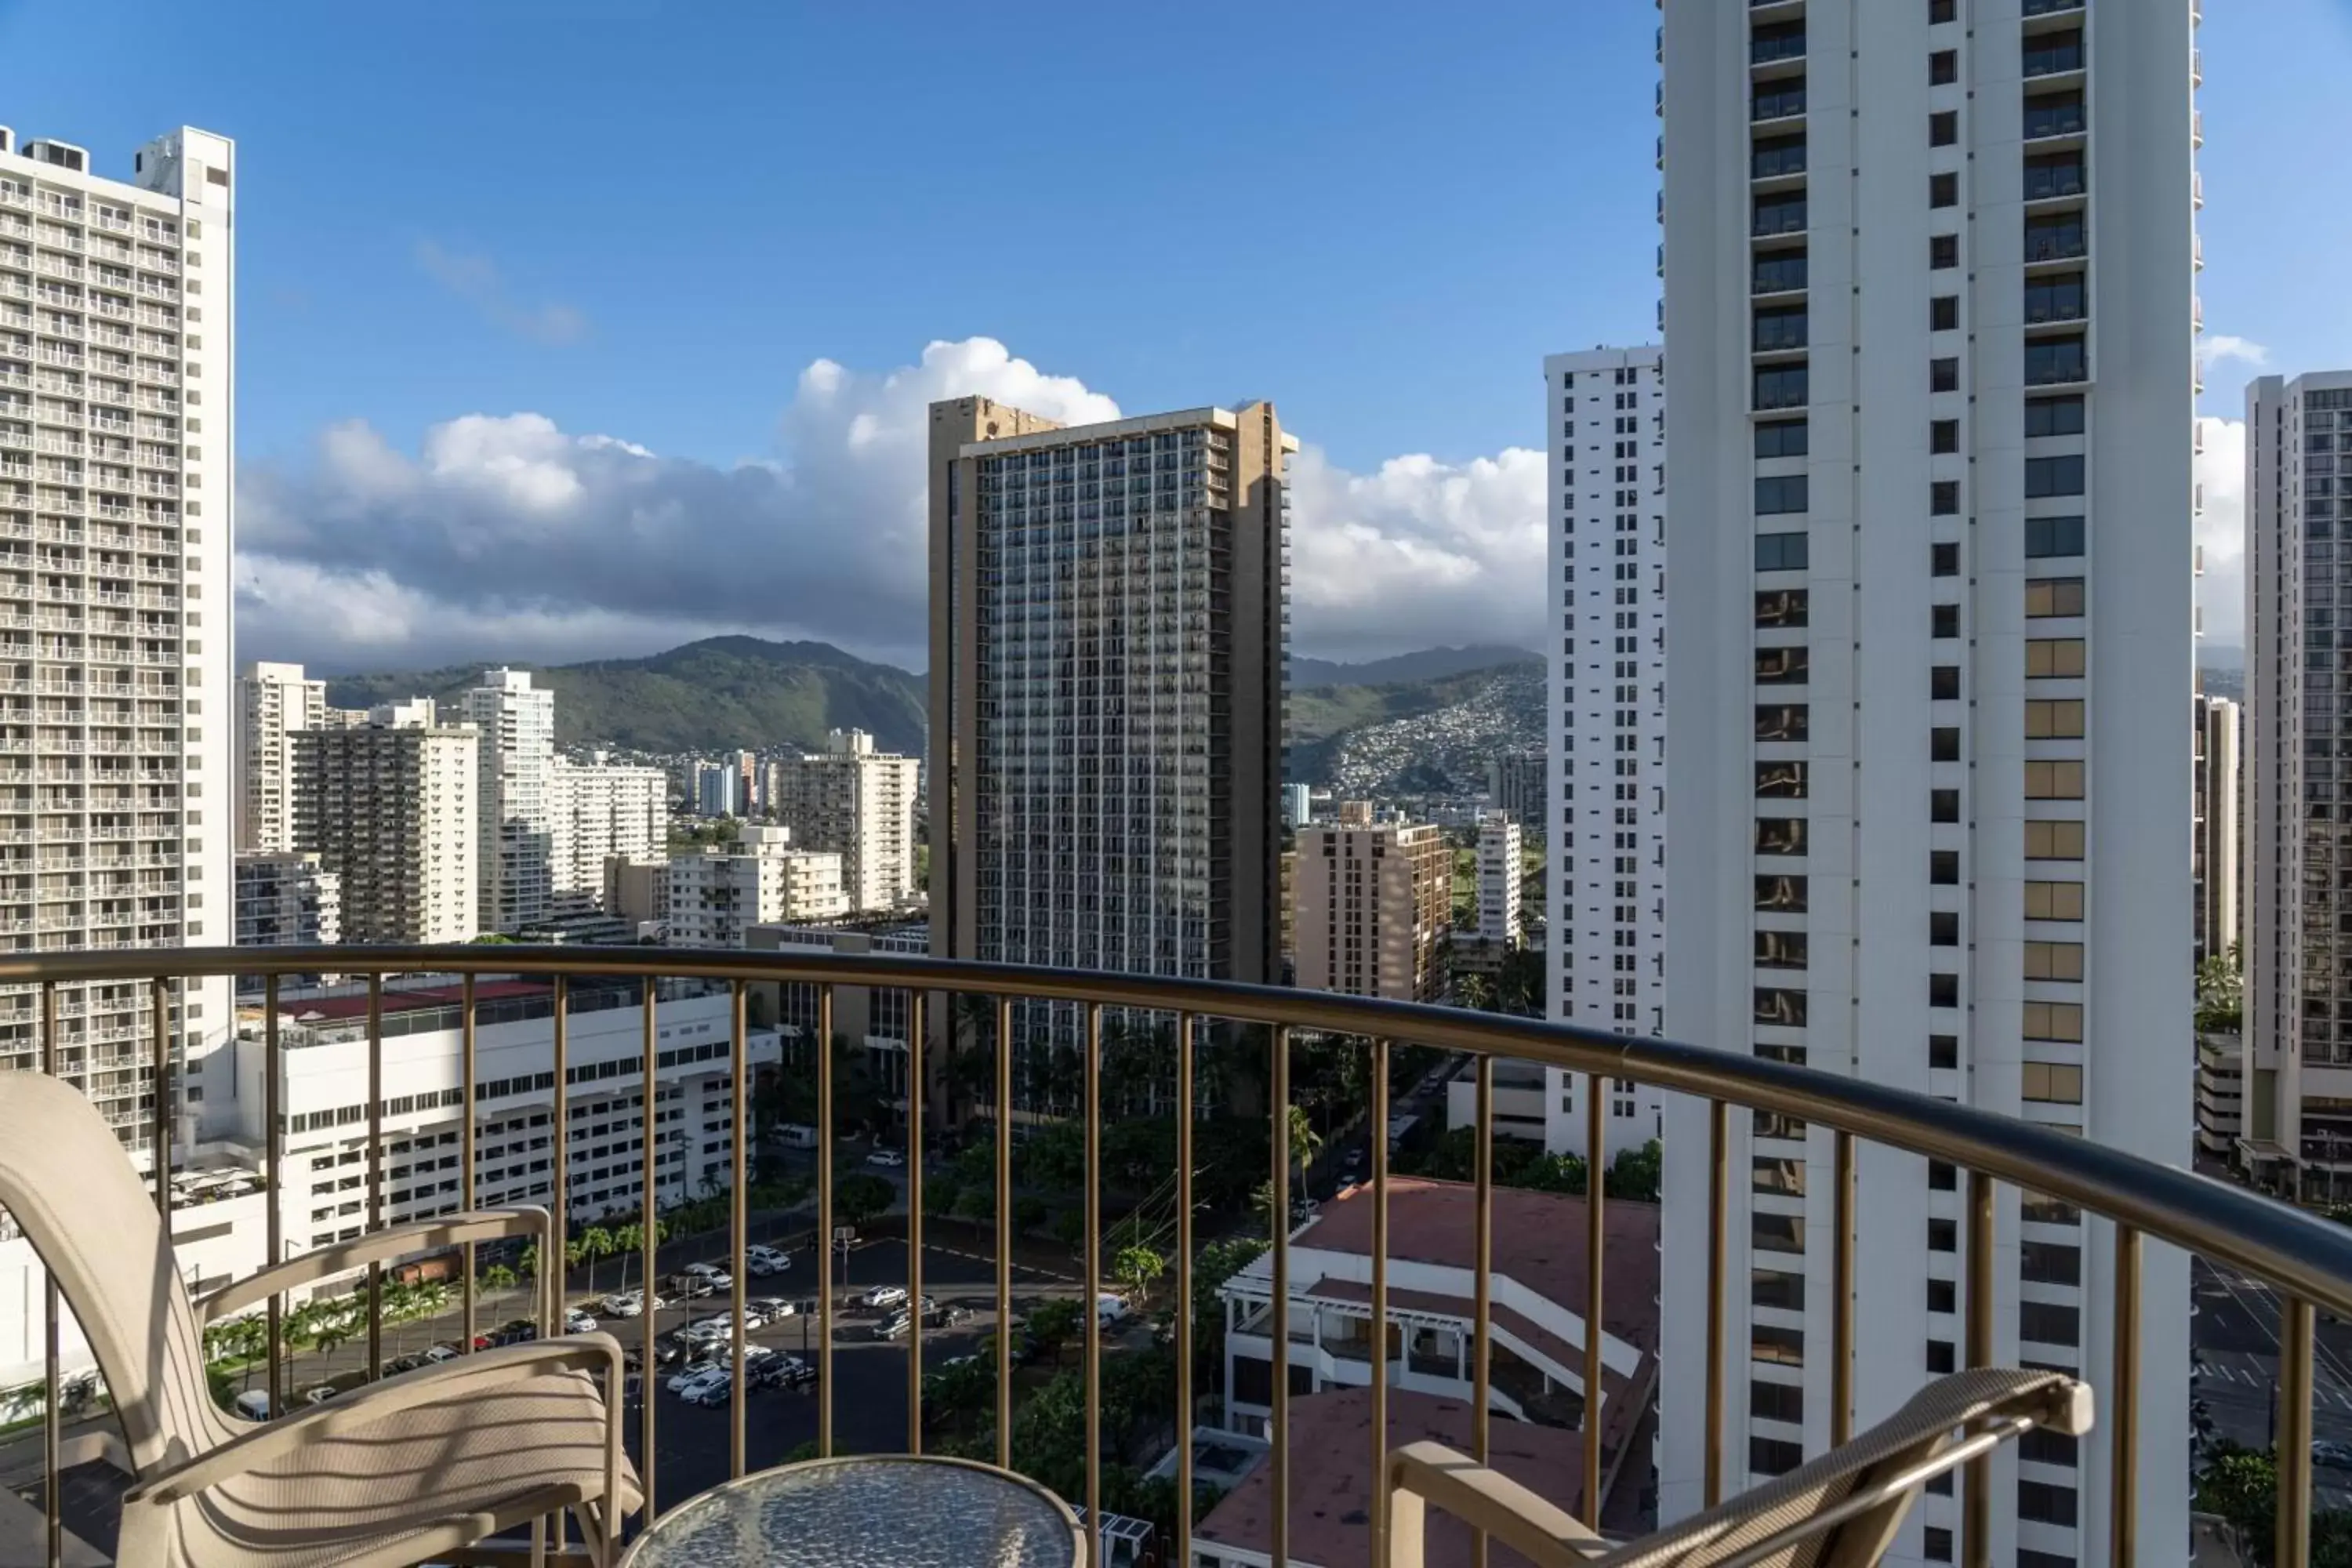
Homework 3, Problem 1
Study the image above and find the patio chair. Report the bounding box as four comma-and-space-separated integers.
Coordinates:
0, 1068, 641, 1568
1386, 1366, 2092, 1568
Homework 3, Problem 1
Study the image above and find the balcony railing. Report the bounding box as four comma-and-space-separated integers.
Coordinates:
1, 943, 2347, 1568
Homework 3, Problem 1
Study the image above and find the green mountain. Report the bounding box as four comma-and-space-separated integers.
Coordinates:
1288, 653, 1544, 791
323, 637, 928, 756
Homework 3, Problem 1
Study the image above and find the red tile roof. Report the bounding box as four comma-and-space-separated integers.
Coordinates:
1194, 1385, 1587, 1568
282, 979, 550, 1022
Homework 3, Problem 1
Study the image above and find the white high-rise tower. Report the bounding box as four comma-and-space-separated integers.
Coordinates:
0, 124, 237, 1160
237, 659, 325, 855
462, 668, 557, 934
1659, 5, 2194, 1566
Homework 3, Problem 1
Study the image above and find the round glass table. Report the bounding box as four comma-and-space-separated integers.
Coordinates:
617, 1454, 1086, 1568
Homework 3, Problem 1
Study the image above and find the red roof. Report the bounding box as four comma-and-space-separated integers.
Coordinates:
1194, 1386, 1587, 1568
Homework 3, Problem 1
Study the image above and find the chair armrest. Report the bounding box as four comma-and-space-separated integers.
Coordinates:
1385, 1441, 1609, 1568
196, 1207, 550, 1326
125, 1334, 622, 1509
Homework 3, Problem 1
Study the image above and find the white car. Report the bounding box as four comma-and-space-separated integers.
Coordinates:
1095, 1294, 1131, 1327
601, 1291, 646, 1318
564, 1308, 599, 1334
858, 1285, 909, 1311
684, 1262, 733, 1290
232, 1389, 274, 1422
421, 1344, 461, 1364
669, 1364, 728, 1399
746, 1246, 792, 1276
865, 1148, 906, 1169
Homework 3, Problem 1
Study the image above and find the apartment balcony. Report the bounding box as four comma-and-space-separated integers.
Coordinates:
0, 943, 2342, 1568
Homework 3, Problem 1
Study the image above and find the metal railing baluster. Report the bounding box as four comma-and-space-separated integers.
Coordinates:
1705, 1099, 1728, 1508
1964, 1171, 1995, 1568
264, 975, 283, 1421
994, 996, 1012, 1470
729, 978, 749, 1477
638, 978, 658, 1524
2109, 1222, 2139, 1568
365, 973, 384, 1381
1083, 1000, 1102, 1567
2280, 1296, 2316, 1568
1176, 1011, 1196, 1568
41, 980, 59, 1568
1370, 1036, 1391, 1566
906, 989, 926, 1458
460, 975, 477, 1369
1831, 1129, 1855, 1448
151, 976, 168, 1217
1583, 1080, 1605, 1529
817, 982, 836, 1458
1269, 1023, 1291, 1568
1472, 1054, 1493, 1568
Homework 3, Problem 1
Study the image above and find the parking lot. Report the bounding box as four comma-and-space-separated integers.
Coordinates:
607, 1236, 1094, 1512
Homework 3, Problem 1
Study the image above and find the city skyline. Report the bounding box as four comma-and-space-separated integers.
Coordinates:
0, 2, 2323, 677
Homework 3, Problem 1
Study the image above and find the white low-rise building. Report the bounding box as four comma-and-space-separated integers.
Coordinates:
668, 826, 848, 946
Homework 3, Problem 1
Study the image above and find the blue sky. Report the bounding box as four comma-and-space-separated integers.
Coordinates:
0, 0, 2336, 668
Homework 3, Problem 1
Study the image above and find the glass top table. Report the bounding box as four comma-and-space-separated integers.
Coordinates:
617, 1454, 1086, 1568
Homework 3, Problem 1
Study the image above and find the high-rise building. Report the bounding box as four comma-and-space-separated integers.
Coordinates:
1487, 751, 1548, 836
0, 125, 237, 1163
768, 729, 920, 913
2245, 372, 2352, 1201
293, 709, 479, 944
1658, 6, 2194, 1560
928, 397, 1291, 1026
461, 668, 556, 934
237, 661, 325, 855
2194, 690, 2239, 966
666, 825, 846, 947
692, 760, 737, 819
1541, 345, 1668, 1163
1281, 782, 1313, 829
1475, 809, 1523, 947
735, 750, 760, 817
1292, 803, 1450, 1003
549, 753, 667, 917
234, 852, 340, 950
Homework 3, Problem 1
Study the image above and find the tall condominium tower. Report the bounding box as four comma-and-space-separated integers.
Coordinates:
293, 708, 479, 943
2245, 371, 2352, 1201
236, 660, 325, 855
0, 125, 236, 1162
769, 728, 920, 913
1292, 802, 1450, 1004
548, 753, 666, 918
1658, 5, 2194, 1563
1547, 345, 1668, 1164
928, 397, 1290, 1024
2193, 688, 2239, 968
461, 667, 556, 933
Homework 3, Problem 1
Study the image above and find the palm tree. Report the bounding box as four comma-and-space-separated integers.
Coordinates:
1286, 1102, 1324, 1190
579, 1226, 615, 1294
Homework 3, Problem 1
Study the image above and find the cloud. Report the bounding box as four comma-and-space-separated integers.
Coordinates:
413, 239, 588, 346
2202, 335, 2270, 374
233, 336, 1549, 676
2197, 416, 2245, 650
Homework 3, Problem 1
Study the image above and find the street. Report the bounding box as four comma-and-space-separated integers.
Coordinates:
2194, 1255, 2352, 1508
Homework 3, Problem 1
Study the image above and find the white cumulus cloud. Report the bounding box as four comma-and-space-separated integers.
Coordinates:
234, 336, 1544, 673
2197, 415, 2246, 651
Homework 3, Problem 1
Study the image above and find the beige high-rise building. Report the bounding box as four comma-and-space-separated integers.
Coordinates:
1293, 803, 1450, 1004
666, 825, 846, 947
768, 728, 919, 913
292, 708, 479, 943
237, 661, 325, 855
928, 397, 1291, 1034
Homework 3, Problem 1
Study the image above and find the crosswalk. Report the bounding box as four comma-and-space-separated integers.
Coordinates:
2199, 1352, 2352, 1411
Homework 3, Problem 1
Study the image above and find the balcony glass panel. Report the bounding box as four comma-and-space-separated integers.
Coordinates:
2024, 93, 2086, 140
1752, 83, 1807, 122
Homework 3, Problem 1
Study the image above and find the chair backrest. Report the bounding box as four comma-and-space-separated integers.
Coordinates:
0, 1069, 235, 1475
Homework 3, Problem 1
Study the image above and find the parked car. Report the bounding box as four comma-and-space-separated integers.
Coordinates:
423, 1344, 462, 1364
746, 1245, 792, 1276
232, 1389, 274, 1422
750, 1295, 797, 1321
877, 1310, 913, 1340
564, 1308, 599, 1334
669, 1363, 728, 1398
666, 1272, 717, 1300
924, 1302, 971, 1329
302, 1386, 339, 1407
2315, 1439, 2352, 1471
603, 1290, 663, 1317
384, 1353, 426, 1375
684, 1261, 733, 1290
858, 1285, 909, 1311
1095, 1294, 1131, 1327
688, 1312, 743, 1340
865, 1148, 906, 1169
491, 1318, 539, 1346
683, 1371, 733, 1408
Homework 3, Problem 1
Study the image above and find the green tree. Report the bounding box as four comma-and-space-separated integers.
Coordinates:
924, 1174, 964, 1220
482, 1263, 518, 1292
1049, 1207, 1085, 1255
1112, 1243, 1166, 1306
579, 1226, 615, 1293
1012, 1193, 1049, 1236
2193, 1443, 2276, 1565
1285, 1102, 1323, 1190
834, 1173, 896, 1229
2198, 947, 2245, 1033
1026, 1297, 1083, 1367
1606, 1139, 1664, 1203
1455, 973, 1497, 1014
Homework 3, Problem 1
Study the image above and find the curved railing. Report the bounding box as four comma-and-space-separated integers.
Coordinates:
2, 944, 2342, 1568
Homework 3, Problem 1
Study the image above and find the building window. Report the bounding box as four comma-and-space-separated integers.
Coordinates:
2024, 757, 2087, 799
1928, 1278, 1958, 1315
1931, 665, 1961, 701
1751, 1378, 1806, 1424
2027, 395, 2087, 437
2025, 819, 2086, 859
1930, 358, 1960, 393
1931, 851, 1960, 885
1932, 542, 1960, 575
2025, 699, 2086, 738
1929, 171, 1959, 207
1752, 1323, 1806, 1366
2024, 941, 2085, 981
1755, 646, 1810, 684
1931, 110, 1959, 146
2023, 1058, 2085, 1101
1755, 706, 1810, 744
1756, 875, 1809, 913
2019, 1304, 2082, 1353
1930, 1035, 1959, 1069
1756, 418, 1809, 459
2026, 454, 2087, 498
1929, 0, 1955, 20
1925, 1526, 1955, 1564
1755, 929, 1809, 969
2026, 336, 2089, 386
1931, 294, 1959, 331
1752, 1213, 1806, 1254
1754, 986, 1809, 1025
1752, 1269, 1806, 1310
1757, 761, 1809, 799
1929, 234, 1960, 270
2026, 516, 2086, 557
1755, 532, 1810, 572
1929, 1219, 1958, 1253
1755, 303, 1809, 350
2026, 578, 2087, 619
1755, 816, 1809, 854
1930, 727, 1961, 761
1930, 911, 1960, 946
2024, 1003, 2085, 1045
1931, 480, 1961, 515
1755, 363, 1810, 411
1757, 589, 1809, 627
2022, 1240, 2084, 1286
1929, 49, 1958, 85
1756, 474, 1810, 515
1927, 1339, 1957, 1374
1933, 604, 1960, 638
2025, 880, 2085, 920
1751, 1437, 1806, 1477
